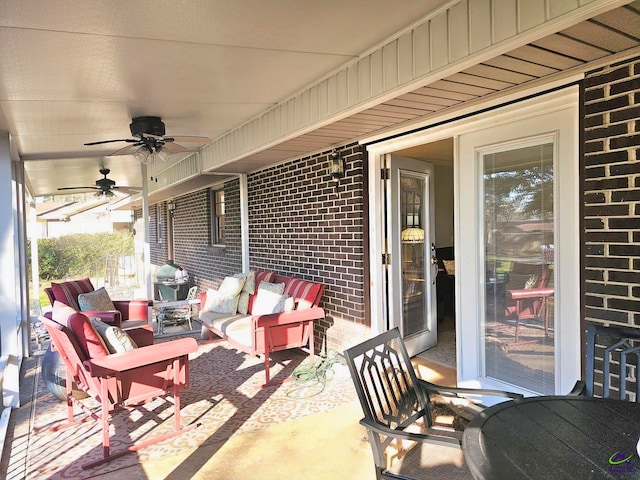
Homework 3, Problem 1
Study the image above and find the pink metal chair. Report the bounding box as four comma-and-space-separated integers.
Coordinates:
40, 302, 198, 469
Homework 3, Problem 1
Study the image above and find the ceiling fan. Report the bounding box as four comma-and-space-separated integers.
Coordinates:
84, 116, 211, 162
57, 168, 141, 198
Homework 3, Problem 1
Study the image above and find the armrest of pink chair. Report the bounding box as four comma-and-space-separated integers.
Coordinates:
81, 310, 122, 327
256, 306, 325, 328
84, 337, 198, 377
198, 291, 208, 305
113, 299, 152, 322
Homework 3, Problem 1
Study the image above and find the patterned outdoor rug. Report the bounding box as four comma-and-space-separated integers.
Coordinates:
25, 338, 356, 479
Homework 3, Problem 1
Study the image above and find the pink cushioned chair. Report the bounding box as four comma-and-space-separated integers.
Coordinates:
40, 302, 198, 469
504, 262, 554, 344
44, 277, 151, 328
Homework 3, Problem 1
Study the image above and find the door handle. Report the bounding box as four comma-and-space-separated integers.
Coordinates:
430, 255, 438, 283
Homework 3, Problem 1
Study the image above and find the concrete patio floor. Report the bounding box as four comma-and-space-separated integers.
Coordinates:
1, 340, 458, 480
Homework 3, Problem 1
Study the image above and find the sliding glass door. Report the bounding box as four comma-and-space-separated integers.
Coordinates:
457, 90, 580, 396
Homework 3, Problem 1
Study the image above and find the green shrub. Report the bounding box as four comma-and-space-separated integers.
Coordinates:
38, 231, 134, 280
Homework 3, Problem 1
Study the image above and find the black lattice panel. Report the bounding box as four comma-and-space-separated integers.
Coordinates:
356, 339, 422, 429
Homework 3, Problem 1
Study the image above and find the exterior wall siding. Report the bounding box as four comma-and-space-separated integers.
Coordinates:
583, 55, 640, 400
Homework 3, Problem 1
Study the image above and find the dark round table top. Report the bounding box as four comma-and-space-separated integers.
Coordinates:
462, 396, 640, 480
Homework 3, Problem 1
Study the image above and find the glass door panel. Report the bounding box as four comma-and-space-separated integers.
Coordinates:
483, 142, 555, 394
388, 155, 437, 355
400, 173, 427, 337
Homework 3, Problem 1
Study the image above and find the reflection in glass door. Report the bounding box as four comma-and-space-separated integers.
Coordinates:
483, 142, 555, 394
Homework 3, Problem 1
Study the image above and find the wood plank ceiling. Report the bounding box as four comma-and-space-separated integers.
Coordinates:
229, 2, 640, 171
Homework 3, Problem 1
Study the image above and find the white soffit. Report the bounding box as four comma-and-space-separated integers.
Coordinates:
201, 0, 634, 172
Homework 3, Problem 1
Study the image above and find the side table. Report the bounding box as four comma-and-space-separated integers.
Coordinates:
153, 298, 201, 335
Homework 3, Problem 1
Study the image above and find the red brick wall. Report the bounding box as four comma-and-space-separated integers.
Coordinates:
247, 144, 368, 352
583, 56, 640, 327
583, 55, 640, 399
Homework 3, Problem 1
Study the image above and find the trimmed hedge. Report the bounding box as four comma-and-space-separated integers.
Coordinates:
37, 231, 134, 280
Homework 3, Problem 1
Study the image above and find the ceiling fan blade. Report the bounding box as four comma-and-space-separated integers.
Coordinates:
161, 142, 187, 154
110, 144, 141, 156
84, 138, 137, 146
58, 186, 99, 191
169, 135, 211, 145
113, 186, 142, 195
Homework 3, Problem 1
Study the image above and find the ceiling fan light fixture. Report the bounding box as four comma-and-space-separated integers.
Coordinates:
155, 148, 172, 162
134, 146, 151, 164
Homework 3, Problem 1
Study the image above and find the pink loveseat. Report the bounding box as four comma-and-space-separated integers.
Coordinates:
199, 272, 325, 385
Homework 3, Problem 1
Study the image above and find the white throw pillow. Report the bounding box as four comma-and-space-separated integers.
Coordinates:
251, 282, 286, 315
90, 318, 138, 354
237, 292, 250, 315
218, 275, 246, 296
202, 275, 246, 314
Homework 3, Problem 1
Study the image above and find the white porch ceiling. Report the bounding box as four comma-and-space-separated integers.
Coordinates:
1, 0, 639, 203
1, 0, 448, 198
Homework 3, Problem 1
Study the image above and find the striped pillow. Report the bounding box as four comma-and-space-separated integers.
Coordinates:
283, 279, 323, 310
51, 278, 94, 311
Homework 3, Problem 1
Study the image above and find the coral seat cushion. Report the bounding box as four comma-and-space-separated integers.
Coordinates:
51, 277, 94, 311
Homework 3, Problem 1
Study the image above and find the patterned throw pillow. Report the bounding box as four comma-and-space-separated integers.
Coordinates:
251, 282, 286, 315
78, 287, 116, 311
90, 318, 138, 354
234, 272, 255, 313
272, 294, 295, 313
235, 271, 257, 295
237, 292, 250, 315
207, 290, 240, 314
505, 273, 536, 290
524, 274, 539, 289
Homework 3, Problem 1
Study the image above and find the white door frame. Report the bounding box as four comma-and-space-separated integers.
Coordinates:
457, 89, 580, 395
368, 131, 453, 340
365, 86, 580, 394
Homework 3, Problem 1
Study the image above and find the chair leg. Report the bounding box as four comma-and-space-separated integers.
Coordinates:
100, 376, 111, 461
264, 352, 272, 386
81, 359, 199, 470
